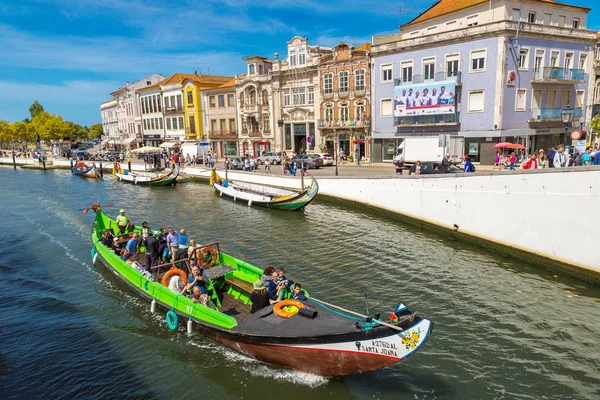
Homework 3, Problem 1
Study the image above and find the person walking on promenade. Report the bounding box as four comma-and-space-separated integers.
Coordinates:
493, 152, 502, 170
509, 152, 517, 170
594, 144, 600, 166
553, 145, 568, 168
582, 146, 592, 166
463, 156, 473, 173
521, 154, 539, 170
537, 149, 547, 168
265, 158, 271, 174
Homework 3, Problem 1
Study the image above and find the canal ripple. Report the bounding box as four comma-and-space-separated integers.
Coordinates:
0, 166, 599, 399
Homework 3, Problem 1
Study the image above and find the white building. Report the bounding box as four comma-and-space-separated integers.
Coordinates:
137, 84, 165, 147
100, 99, 118, 138
271, 37, 330, 154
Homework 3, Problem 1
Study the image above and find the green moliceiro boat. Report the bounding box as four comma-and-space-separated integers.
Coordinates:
88, 206, 433, 376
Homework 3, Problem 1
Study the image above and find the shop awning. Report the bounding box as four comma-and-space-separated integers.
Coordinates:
122, 137, 136, 146
160, 142, 180, 148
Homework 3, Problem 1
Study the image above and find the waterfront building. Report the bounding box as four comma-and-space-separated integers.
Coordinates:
108, 74, 164, 149
181, 74, 233, 143
235, 56, 276, 156
136, 83, 164, 147
203, 79, 239, 158
591, 33, 600, 141
99, 99, 118, 139
157, 74, 186, 144
271, 37, 331, 155
371, 0, 597, 163
317, 42, 372, 160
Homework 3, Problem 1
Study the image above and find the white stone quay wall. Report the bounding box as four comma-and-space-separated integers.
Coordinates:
185, 166, 600, 276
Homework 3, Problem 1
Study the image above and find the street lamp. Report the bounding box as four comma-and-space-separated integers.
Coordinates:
561, 104, 574, 147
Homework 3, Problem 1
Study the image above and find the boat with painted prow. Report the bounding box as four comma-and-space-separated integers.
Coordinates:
72, 161, 100, 178
87, 205, 433, 376
113, 164, 178, 186
210, 169, 318, 211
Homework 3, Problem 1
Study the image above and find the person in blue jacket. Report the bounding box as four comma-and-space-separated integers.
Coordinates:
464, 156, 473, 173
291, 283, 307, 301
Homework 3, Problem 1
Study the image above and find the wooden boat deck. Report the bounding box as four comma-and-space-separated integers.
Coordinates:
219, 294, 252, 324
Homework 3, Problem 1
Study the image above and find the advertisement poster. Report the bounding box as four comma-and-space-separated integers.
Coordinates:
507, 70, 516, 86
394, 80, 456, 117
469, 143, 479, 156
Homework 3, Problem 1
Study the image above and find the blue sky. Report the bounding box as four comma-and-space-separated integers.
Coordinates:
0, 0, 598, 126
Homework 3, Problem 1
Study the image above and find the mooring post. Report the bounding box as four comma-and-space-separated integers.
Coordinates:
99, 162, 104, 177
300, 168, 305, 189
12, 152, 16, 170
128, 158, 132, 172
42, 155, 46, 171
70, 159, 74, 173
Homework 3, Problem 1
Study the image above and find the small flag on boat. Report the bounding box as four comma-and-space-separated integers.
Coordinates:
389, 313, 398, 322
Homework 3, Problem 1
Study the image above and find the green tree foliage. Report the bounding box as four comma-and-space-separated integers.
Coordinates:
29, 101, 45, 120
590, 113, 600, 136
10, 121, 35, 142
32, 112, 72, 141
90, 123, 103, 138
0, 120, 11, 145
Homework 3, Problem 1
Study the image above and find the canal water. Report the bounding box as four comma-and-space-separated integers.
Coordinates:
0, 166, 599, 400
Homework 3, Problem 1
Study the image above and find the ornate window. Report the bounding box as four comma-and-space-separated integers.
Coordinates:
354, 69, 365, 91
283, 89, 290, 106
307, 87, 314, 105
339, 71, 349, 92
324, 103, 334, 121
340, 102, 349, 121
262, 90, 269, 105
249, 89, 256, 105
355, 101, 366, 121
239, 93, 244, 107
299, 47, 306, 65
324, 73, 333, 94
289, 49, 297, 66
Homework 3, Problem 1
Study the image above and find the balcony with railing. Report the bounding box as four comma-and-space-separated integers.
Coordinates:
393, 113, 459, 127
322, 91, 334, 100
248, 130, 261, 137
209, 130, 238, 140
394, 71, 462, 86
532, 68, 585, 83
317, 117, 371, 129
163, 106, 183, 115
242, 103, 260, 114
529, 107, 582, 122
354, 88, 366, 97
185, 129, 197, 138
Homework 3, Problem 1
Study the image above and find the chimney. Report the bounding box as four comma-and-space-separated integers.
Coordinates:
274, 53, 279, 61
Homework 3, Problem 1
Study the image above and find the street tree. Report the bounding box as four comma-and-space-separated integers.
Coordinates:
590, 114, 600, 137
10, 121, 35, 142
90, 123, 103, 138
29, 101, 45, 120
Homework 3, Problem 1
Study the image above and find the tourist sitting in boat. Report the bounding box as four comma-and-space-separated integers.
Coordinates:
275, 268, 291, 300
120, 248, 131, 261
100, 230, 113, 248
125, 232, 140, 256
116, 209, 130, 233
267, 270, 286, 299
182, 265, 209, 296
291, 283, 307, 301
260, 266, 276, 286
168, 275, 184, 292
250, 281, 277, 314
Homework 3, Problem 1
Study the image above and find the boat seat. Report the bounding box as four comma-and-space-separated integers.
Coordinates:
225, 277, 254, 304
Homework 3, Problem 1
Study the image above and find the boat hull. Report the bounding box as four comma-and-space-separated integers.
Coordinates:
114, 168, 178, 186
72, 165, 99, 178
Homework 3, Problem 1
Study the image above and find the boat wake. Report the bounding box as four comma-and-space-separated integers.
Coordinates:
188, 341, 329, 388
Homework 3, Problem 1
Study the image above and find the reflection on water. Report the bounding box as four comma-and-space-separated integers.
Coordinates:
0, 167, 599, 400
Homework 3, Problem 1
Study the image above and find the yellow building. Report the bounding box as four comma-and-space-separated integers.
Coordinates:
181, 74, 232, 140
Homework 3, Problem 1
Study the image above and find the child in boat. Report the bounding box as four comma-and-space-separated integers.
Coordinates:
275, 268, 292, 300
291, 283, 307, 301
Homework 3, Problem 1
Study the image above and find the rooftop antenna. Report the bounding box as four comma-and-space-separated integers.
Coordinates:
395, 6, 413, 30
195, 62, 207, 74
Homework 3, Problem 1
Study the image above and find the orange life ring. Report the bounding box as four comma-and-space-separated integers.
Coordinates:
273, 299, 305, 318
162, 268, 188, 288
199, 246, 218, 269
77, 161, 85, 168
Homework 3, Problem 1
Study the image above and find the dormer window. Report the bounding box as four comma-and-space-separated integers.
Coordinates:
249, 64, 255, 75
289, 49, 297, 66
258, 64, 264, 75
299, 47, 306, 65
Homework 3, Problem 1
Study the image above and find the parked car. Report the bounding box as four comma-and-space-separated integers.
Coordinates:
419, 161, 464, 174
74, 149, 90, 160
226, 156, 248, 170
257, 151, 282, 165
311, 153, 334, 166
292, 154, 323, 169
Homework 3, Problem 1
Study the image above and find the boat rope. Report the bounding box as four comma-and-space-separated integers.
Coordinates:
308, 297, 413, 336
307, 298, 363, 321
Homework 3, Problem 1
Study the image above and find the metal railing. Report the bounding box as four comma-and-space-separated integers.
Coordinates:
530, 107, 582, 120
394, 71, 462, 86
393, 113, 459, 126
532, 67, 585, 82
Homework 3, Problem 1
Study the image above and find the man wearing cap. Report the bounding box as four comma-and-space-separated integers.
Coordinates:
143, 231, 160, 270
116, 209, 129, 233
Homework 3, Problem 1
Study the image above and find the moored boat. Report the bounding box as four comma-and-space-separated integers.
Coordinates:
113, 164, 178, 186
87, 205, 433, 376
210, 169, 318, 211
72, 161, 100, 178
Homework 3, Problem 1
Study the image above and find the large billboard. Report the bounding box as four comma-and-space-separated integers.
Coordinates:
394, 80, 456, 117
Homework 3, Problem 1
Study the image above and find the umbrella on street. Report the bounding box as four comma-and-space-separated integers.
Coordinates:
131, 146, 162, 154
493, 142, 525, 149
